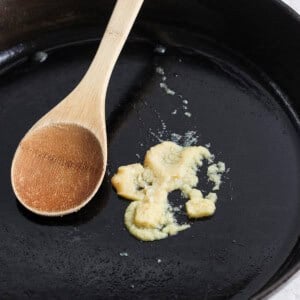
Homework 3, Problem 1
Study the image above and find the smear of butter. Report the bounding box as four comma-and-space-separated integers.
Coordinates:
112, 141, 226, 241
207, 162, 226, 190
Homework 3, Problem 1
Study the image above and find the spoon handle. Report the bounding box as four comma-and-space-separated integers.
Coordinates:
81, 0, 144, 97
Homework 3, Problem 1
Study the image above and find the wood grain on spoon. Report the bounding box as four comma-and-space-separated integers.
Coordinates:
11, 0, 144, 216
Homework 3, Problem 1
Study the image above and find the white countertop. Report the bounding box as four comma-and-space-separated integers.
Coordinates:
282, 0, 300, 13
267, 1, 300, 299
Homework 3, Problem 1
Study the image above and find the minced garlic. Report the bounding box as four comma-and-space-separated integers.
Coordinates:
112, 141, 226, 241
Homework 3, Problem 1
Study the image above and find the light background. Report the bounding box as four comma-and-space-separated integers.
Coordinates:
267, 2, 300, 299
283, 0, 300, 12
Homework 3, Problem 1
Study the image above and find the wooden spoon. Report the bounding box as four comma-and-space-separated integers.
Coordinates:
11, 0, 144, 216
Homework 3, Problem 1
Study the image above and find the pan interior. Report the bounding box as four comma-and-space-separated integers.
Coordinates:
0, 35, 299, 299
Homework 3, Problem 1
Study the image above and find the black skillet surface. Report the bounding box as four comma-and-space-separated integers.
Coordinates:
0, 0, 300, 299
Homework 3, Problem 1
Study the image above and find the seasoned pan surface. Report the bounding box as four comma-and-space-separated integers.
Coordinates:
0, 1, 299, 299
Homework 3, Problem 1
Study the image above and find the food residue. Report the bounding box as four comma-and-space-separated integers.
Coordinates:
154, 45, 166, 54
207, 162, 226, 190
159, 83, 176, 96
155, 66, 192, 118
156, 66, 176, 96
112, 141, 226, 241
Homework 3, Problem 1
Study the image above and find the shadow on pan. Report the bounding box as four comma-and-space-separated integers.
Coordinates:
0, 0, 299, 299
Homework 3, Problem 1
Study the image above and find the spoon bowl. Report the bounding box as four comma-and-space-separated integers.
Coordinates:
11, 124, 104, 216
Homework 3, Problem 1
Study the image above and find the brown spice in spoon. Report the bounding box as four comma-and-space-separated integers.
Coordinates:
12, 124, 103, 214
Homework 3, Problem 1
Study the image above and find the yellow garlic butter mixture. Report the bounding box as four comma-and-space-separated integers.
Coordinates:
111, 141, 226, 241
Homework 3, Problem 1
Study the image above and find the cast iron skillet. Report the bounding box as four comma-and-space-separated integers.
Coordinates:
0, 0, 299, 299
